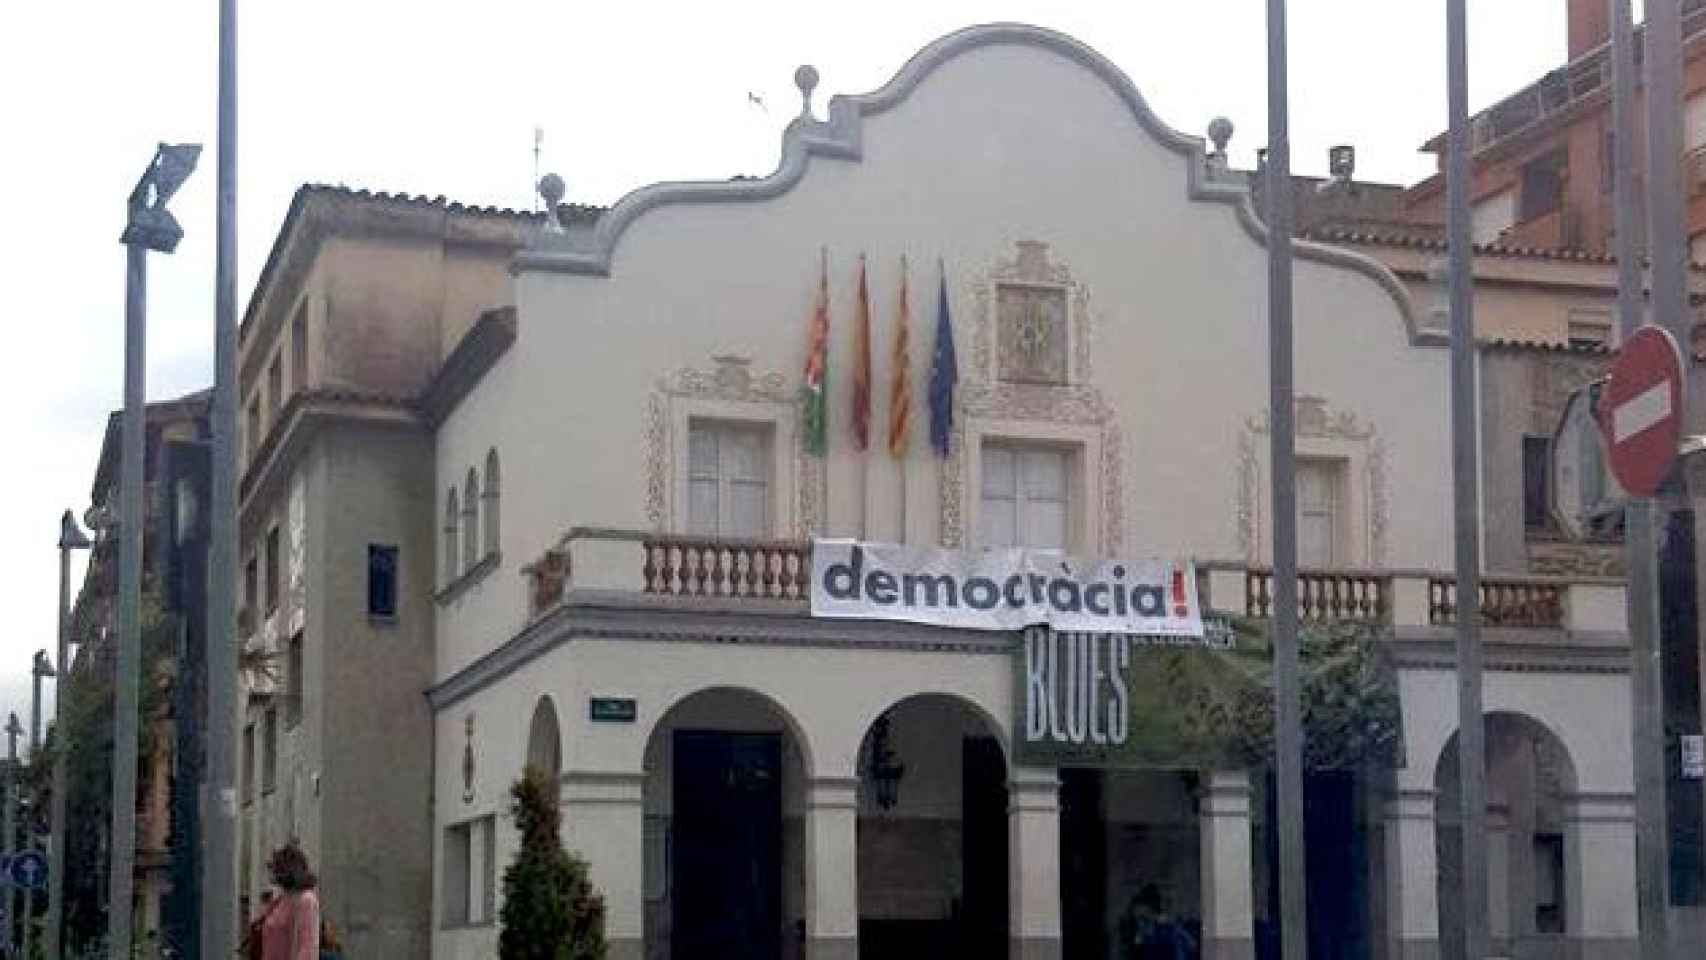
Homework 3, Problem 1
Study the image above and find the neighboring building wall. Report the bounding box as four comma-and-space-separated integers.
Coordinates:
233, 187, 537, 953
318, 424, 437, 958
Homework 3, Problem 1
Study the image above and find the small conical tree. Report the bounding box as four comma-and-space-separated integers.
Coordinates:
500, 765, 606, 960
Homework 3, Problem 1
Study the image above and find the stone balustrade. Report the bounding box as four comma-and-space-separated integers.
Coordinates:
520, 533, 1627, 638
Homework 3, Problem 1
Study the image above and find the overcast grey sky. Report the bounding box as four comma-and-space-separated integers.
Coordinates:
0, 0, 1570, 739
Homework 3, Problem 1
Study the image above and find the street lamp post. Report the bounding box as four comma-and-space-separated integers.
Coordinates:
111, 141, 199, 960
22, 649, 54, 959
48, 509, 91, 960
5, 711, 21, 954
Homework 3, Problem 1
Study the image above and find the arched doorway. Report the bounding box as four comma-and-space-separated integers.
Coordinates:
854, 694, 1008, 958
526, 695, 562, 782
642, 687, 809, 960
1435, 712, 1578, 960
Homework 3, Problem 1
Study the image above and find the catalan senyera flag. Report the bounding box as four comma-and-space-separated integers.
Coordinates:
851, 255, 873, 452
802, 252, 830, 456
888, 257, 913, 459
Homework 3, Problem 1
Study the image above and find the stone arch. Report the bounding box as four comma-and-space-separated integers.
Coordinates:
1433, 711, 1581, 959
525, 695, 561, 783
640, 686, 813, 959
855, 693, 1010, 954
853, 690, 1010, 771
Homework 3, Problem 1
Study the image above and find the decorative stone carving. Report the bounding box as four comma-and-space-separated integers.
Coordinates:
1238, 397, 1389, 566
643, 355, 797, 533
998, 285, 1068, 384
1531, 352, 1607, 436
1526, 539, 1625, 578
462, 713, 476, 805
940, 243, 1122, 552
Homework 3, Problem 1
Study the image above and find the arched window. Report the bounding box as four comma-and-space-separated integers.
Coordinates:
463, 468, 480, 571
444, 488, 460, 582
482, 449, 501, 558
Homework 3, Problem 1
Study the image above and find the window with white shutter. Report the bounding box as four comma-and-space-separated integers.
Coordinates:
1296, 458, 1344, 568
980, 443, 1069, 550
687, 421, 771, 538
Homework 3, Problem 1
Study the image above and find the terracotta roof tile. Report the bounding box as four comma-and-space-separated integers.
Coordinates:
1301, 226, 1616, 264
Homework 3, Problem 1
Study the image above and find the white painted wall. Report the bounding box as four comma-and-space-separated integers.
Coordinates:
432, 33, 1447, 682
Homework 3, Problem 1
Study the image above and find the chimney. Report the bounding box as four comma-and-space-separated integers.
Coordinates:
1568, 0, 1610, 59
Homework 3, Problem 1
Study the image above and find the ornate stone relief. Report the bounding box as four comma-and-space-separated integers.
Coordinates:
1530, 352, 1607, 436
462, 713, 476, 805
642, 355, 820, 535
1526, 539, 1625, 578
1236, 396, 1390, 566
940, 241, 1122, 553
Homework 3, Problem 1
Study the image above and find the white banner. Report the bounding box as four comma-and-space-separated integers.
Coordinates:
809, 539, 1202, 637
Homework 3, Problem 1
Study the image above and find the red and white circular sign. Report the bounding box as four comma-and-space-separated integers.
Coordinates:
1602, 325, 1685, 497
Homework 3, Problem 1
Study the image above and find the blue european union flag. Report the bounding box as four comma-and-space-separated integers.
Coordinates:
928, 270, 958, 457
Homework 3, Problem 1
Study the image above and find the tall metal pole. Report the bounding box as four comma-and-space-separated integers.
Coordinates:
6, 713, 20, 954
1264, 1, 1308, 957
1639, 0, 1691, 949
49, 510, 89, 960
203, 0, 242, 955
30, 652, 52, 756
1445, 2, 1489, 958
109, 238, 147, 960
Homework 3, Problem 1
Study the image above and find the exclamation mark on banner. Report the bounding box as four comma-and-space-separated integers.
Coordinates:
1170, 567, 1188, 617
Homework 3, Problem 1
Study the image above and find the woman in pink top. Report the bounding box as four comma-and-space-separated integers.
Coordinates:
260, 842, 321, 960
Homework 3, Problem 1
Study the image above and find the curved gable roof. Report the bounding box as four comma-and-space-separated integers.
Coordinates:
516, 22, 1430, 345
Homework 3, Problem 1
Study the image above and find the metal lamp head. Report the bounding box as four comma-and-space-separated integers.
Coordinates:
121, 142, 201, 252
84, 503, 117, 536
59, 509, 91, 551
32, 650, 55, 679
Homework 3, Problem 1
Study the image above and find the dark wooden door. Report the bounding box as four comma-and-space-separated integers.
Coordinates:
962, 736, 1010, 955
673, 731, 782, 960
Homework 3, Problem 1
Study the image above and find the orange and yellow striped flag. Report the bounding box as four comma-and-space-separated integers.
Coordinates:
888, 256, 913, 458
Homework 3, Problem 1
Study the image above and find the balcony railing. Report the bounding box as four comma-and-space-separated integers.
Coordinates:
523, 531, 1627, 637
1458, 0, 1706, 155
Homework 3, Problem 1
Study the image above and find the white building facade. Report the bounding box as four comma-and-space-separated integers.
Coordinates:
425, 25, 1637, 960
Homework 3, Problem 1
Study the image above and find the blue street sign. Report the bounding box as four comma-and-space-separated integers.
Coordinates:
9, 851, 46, 891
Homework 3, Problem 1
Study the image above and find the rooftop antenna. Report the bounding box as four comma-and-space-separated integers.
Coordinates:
533, 126, 544, 212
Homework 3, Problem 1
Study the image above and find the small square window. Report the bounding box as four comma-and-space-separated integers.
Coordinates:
265, 527, 281, 615
369, 545, 398, 618
242, 723, 256, 804
442, 816, 497, 927
286, 632, 304, 728
261, 708, 278, 795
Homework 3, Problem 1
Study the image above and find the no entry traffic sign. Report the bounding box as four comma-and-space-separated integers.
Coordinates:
1603, 325, 1686, 497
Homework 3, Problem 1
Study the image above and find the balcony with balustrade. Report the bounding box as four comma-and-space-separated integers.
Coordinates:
519, 529, 1628, 648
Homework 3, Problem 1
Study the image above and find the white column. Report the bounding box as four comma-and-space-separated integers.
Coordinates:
1485, 803, 1511, 953
1199, 770, 1256, 960
804, 777, 859, 960
1384, 787, 1441, 960
561, 771, 645, 960
1009, 766, 1061, 960
1562, 792, 1637, 960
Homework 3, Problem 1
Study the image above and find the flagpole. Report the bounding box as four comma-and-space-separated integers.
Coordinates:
1264, 0, 1309, 956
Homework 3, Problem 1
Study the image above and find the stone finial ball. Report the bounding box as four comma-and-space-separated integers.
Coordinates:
538, 173, 566, 208
795, 64, 820, 96
1207, 117, 1234, 153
